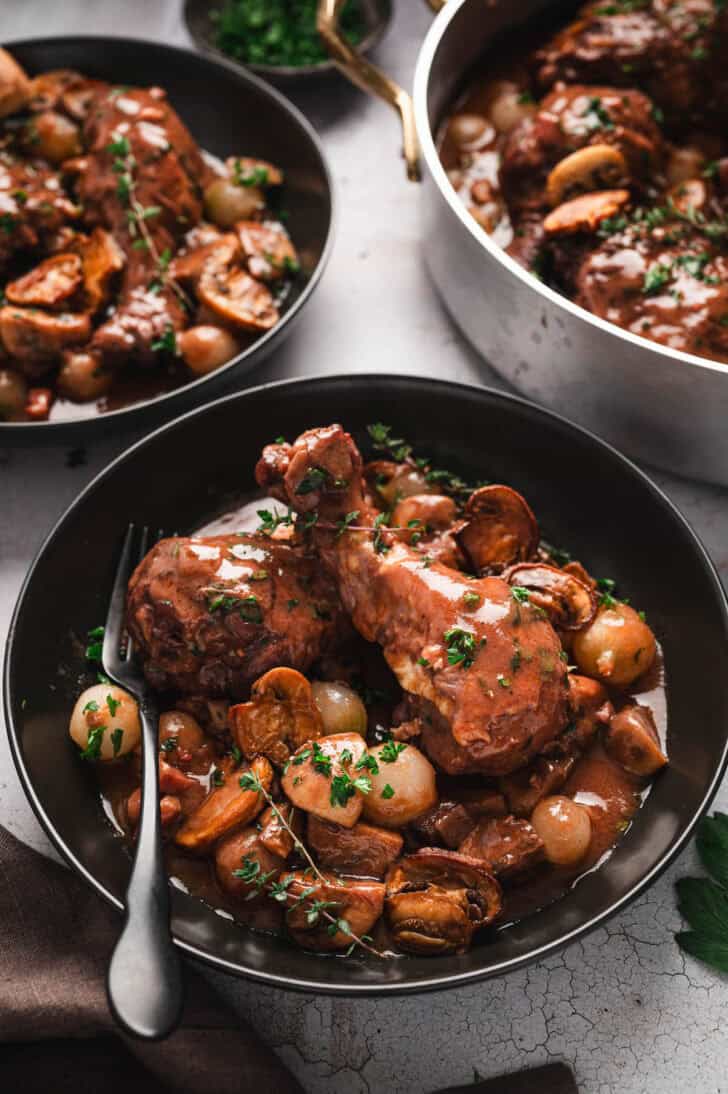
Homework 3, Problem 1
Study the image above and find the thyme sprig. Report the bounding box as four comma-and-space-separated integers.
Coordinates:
106, 130, 192, 316
236, 769, 385, 959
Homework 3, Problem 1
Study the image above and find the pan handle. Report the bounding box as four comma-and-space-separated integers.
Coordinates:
317, 0, 448, 181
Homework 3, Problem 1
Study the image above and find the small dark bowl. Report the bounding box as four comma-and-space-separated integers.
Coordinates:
184, 0, 393, 81
0, 38, 333, 441
5, 375, 728, 994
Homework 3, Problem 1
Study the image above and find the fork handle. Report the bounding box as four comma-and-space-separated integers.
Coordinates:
106, 696, 184, 1039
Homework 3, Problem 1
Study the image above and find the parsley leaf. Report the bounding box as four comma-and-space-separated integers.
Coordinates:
676, 813, 728, 973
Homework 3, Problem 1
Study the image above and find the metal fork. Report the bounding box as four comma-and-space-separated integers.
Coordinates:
103, 523, 184, 1040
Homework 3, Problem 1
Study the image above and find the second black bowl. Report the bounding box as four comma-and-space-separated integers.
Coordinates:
5, 374, 728, 992
1, 37, 333, 441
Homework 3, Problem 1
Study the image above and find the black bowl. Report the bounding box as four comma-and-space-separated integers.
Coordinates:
5, 374, 728, 994
0, 37, 333, 441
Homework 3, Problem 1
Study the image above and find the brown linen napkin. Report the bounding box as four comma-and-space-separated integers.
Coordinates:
0, 825, 577, 1093
0, 823, 303, 1093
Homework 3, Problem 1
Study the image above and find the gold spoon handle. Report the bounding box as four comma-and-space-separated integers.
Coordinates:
317, 0, 448, 181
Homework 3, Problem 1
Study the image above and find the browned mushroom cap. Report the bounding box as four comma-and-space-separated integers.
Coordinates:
229, 667, 323, 767
543, 189, 630, 236
504, 562, 597, 631
6, 254, 83, 309
456, 485, 539, 574
78, 228, 125, 313
385, 849, 501, 955
198, 267, 278, 333
175, 754, 272, 852
605, 704, 667, 776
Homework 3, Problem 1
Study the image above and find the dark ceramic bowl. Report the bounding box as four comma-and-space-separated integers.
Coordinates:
5, 375, 728, 993
0, 38, 333, 440
184, 0, 392, 81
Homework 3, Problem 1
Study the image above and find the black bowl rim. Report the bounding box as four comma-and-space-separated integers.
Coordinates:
0, 36, 335, 435
5, 372, 728, 995
184, 0, 394, 79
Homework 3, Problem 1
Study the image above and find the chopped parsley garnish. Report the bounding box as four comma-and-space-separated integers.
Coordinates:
85, 635, 104, 661
106, 694, 121, 717
312, 741, 332, 777
287, 598, 299, 611
212, 768, 225, 787
160, 737, 178, 752
379, 739, 407, 763
381, 784, 395, 800
367, 422, 412, 462
511, 586, 530, 604
233, 160, 269, 188
462, 591, 480, 607
83, 700, 100, 714
295, 467, 326, 495
329, 771, 371, 807
110, 728, 124, 757
417, 656, 430, 667
151, 324, 177, 355
80, 724, 105, 761
444, 627, 480, 669
643, 263, 672, 295
257, 507, 293, 535
583, 96, 614, 130
355, 752, 380, 775
497, 674, 511, 689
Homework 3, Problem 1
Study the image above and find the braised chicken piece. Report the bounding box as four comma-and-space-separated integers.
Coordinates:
307, 816, 404, 878
0, 157, 81, 279
459, 815, 545, 879
256, 425, 570, 775
565, 219, 728, 361
499, 83, 662, 221
531, 0, 728, 124
126, 533, 346, 697
72, 85, 209, 362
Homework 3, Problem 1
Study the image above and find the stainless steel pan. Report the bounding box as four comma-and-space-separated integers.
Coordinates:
320, 0, 728, 486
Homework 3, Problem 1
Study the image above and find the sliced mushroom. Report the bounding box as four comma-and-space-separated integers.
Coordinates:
543, 189, 630, 236
170, 233, 240, 284
78, 228, 125, 312
546, 144, 629, 207
504, 562, 596, 630
235, 220, 298, 282
285, 871, 385, 952
27, 68, 79, 111
258, 802, 301, 859
198, 266, 278, 333
60, 78, 107, 121
390, 493, 458, 544
229, 667, 324, 767
0, 307, 91, 362
605, 704, 667, 776
385, 849, 501, 955
174, 755, 272, 852
6, 254, 83, 309
0, 48, 31, 118
456, 484, 539, 574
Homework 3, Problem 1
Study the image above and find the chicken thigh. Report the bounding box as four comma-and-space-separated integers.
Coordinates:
256, 425, 569, 775
127, 532, 346, 697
